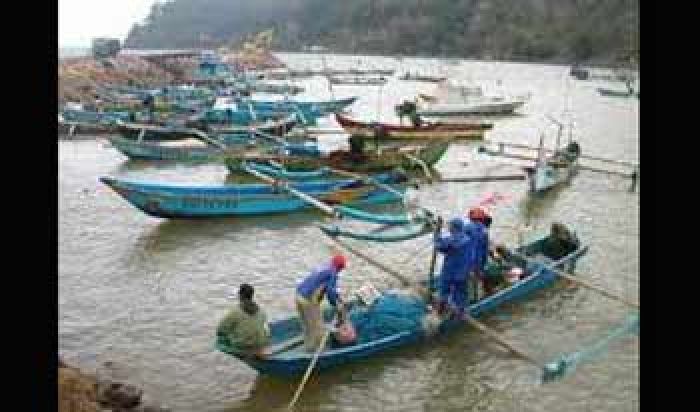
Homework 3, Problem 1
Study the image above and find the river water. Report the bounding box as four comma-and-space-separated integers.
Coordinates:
58, 53, 639, 411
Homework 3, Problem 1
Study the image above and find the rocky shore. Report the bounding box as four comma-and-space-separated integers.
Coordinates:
59, 358, 170, 412
58, 55, 194, 106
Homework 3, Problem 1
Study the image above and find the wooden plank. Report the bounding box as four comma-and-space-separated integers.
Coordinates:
262, 335, 304, 356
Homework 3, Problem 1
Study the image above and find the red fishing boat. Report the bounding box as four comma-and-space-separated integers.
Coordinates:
334, 113, 491, 140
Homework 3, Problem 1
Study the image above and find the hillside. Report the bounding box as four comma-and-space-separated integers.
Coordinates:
125, 0, 638, 65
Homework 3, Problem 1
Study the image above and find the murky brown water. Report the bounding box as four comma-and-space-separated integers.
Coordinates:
59, 53, 639, 411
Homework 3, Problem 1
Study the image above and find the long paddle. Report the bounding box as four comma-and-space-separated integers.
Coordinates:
511, 251, 639, 310
428, 218, 443, 298
325, 237, 551, 371
287, 312, 339, 411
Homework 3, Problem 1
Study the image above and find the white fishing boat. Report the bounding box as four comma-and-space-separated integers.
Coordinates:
416, 80, 530, 116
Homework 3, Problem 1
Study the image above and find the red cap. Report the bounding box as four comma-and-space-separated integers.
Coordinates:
331, 255, 347, 270
468, 207, 488, 222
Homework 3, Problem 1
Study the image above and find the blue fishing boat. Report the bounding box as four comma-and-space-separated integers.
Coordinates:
115, 115, 298, 142
524, 139, 581, 193
107, 135, 319, 162
248, 96, 358, 115
61, 109, 131, 124
204, 103, 323, 126
99, 172, 406, 218
216, 235, 588, 376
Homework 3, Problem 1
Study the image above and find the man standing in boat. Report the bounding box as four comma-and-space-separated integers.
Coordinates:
434, 217, 474, 319
296, 255, 347, 352
463, 207, 492, 301
217, 284, 271, 357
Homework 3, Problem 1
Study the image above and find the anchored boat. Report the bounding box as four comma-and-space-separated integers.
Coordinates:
225, 139, 451, 174
335, 113, 490, 140
99, 171, 406, 219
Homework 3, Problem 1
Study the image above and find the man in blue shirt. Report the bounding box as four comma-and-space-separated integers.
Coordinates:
463, 207, 492, 301
296, 255, 347, 351
434, 217, 474, 319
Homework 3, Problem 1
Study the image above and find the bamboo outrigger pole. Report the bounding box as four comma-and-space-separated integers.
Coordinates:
242, 165, 339, 216
511, 252, 639, 310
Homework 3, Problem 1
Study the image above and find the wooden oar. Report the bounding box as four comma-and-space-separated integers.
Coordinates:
512, 252, 639, 309
242, 166, 338, 216
326, 236, 550, 370
328, 168, 404, 198
428, 219, 443, 297
287, 313, 338, 411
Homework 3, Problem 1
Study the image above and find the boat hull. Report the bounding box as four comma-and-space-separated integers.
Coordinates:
225, 140, 450, 173
107, 136, 223, 162
100, 174, 405, 218
220, 237, 588, 376
335, 113, 489, 140
417, 100, 526, 116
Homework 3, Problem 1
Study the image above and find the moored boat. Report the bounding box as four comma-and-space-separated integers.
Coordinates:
225, 139, 451, 174
216, 233, 588, 376
399, 73, 447, 83
524, 140, 581, 193
334, 113, 490, 140
99, 171, 406, 218
328, 76, 388, 86
416, 81, 530, 116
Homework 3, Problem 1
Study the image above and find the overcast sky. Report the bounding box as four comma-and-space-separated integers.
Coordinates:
59, 0, 159, 47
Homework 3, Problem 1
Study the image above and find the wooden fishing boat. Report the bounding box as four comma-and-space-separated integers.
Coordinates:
107, 135, 226, 162
114, 115, 298, 142
225, 139, 450, 174
523, 140, 581, 193
248, 96, 358, 114
107, 135, 320, 162
328, 76, 388, 86
216, 234, 588, 376
335, 113, 490, 140
318, 221, 431, 242
597, 87, 639, 98
416, 82, 529, 116
399, 73, 447, 83
99, 172, 406, 218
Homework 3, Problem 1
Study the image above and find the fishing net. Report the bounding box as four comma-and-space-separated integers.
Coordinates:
347, 290, 429, 345
543, 313, 639, 381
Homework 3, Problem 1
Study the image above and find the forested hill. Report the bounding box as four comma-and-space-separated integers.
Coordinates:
124, 0, 638, 65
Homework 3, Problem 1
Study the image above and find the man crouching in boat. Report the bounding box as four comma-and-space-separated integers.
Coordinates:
296, 255, 347, 352
217, 284, 271, 357
434, 217, 474, 320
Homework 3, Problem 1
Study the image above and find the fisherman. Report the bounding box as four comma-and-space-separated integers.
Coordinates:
463, 207, 491, 301
216, 284, 271, 356
296, 255, 348, 351
348, 133, 366, 159
434, 217, 474, 319
482, 244, 511, 295
541, 222, 580, 260
409, 112, 424, 127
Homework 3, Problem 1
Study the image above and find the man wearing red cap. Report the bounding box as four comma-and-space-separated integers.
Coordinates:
463, 207, 492, 301
295, 255, 347, 351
